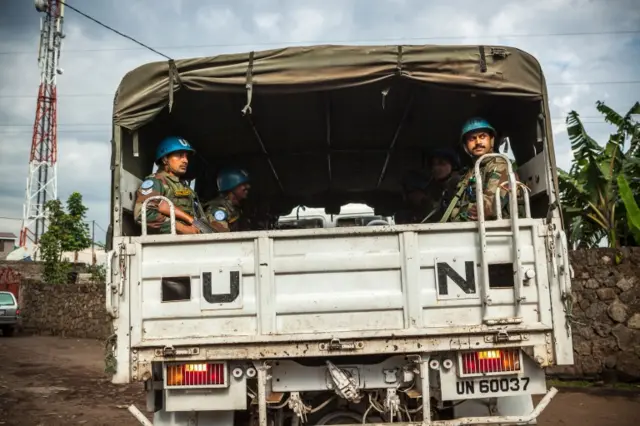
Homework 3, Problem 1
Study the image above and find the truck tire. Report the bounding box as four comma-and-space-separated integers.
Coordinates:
1, 326, 14, 337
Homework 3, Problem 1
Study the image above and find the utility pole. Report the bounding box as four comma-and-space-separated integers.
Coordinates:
91, 220, 95, 265
19, 0, 65, 258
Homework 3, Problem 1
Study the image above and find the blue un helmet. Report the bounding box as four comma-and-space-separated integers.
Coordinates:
155, 136, 196, 163
460, 117, 496, 142
217, 167, 250, 192
460, 117, 497, 156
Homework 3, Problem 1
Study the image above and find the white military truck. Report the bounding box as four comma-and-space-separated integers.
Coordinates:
106, 43, 574, 426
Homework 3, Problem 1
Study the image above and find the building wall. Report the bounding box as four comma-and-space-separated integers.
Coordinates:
0, 239, 17, 259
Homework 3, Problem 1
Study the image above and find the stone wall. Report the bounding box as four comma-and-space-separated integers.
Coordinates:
549, 248, 640, 381
18, 278, 111, 340
0, 260, 45, 281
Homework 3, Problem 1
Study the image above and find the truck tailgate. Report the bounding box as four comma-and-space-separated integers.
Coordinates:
118, 220, 553, 347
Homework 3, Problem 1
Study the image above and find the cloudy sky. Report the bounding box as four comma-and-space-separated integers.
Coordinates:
0, 0, 639, 244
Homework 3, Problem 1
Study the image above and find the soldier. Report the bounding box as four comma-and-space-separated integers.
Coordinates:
133, 136, 204, 235
394, 149, 461, 224
394, 169, 430, 224
425, 148, 462, 222
205, 167, 251, 232
441, 117, 510, 222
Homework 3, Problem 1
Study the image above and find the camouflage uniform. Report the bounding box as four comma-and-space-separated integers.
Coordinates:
425, 172, 461, 222
134, 171, 199, 233
446, 157, 510, 222
204, 194, 242, 232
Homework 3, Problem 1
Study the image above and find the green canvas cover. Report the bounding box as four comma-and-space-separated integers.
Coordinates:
114, 44, 548, 131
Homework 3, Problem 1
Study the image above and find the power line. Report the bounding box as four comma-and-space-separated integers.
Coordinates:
0, 131, 110, 135
0, 215, 108, 231
59, 0, 171, 60
0, 120, 623, 131
549, 81, 640, 86
0, 114, 633, 128
1, 29, 639, 55
0, 123, 111, 127
0, 93, 113, 99
0, 122, 620, 136
93, 221, 108, 235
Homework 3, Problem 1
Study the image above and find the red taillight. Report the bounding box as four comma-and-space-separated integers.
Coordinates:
461, 349, 521, 376
166, 362, 226, 387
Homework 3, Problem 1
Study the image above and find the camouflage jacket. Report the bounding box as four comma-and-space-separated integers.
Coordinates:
133, 171, 197, 234
395, 173, 461, 224
204, 194, 242, 232
446, 157, 510, 222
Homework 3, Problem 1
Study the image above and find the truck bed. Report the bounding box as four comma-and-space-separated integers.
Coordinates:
112, 219, 556, 350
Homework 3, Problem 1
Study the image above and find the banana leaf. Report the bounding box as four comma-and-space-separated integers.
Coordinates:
617, 174, 640, 242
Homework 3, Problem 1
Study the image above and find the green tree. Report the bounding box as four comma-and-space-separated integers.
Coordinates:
558, 101, 640, 248
40, 192, 92, 284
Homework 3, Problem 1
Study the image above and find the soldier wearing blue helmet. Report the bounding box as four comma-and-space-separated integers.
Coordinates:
204, 167, 251, 232
441, 117, 510, 222
133, 136, 205, 234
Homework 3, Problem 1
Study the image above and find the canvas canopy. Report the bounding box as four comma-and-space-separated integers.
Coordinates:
112, 44, 556, 218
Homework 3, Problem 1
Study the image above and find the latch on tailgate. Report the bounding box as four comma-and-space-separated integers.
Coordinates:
485, 330, 529, 343
155, 345, 200, 358
319, 338, 365, 352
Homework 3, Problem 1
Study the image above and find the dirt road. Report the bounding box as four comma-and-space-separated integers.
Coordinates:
0, 335, 638, 425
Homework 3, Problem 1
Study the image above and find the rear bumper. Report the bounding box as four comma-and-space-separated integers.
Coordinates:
0, 317, 18, 326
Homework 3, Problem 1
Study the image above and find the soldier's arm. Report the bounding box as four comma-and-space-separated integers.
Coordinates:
134, 178, 168, 232
205, 207, 231, 232
134, 178, 199, 234
157, 200, 195, 226
480, 158, 509, 219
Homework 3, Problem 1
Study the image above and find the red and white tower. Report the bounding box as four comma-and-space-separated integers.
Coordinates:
20, 0, 65, 251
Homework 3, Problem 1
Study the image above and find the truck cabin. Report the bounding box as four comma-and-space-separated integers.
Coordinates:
109, 44, 560, 241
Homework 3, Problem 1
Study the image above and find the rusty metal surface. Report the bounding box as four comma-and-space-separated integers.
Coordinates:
0, 266, 22, 303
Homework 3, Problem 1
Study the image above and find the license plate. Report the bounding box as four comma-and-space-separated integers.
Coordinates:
0, 310, 5, 315
439, 356, 546, 401
455, 376, 531, 397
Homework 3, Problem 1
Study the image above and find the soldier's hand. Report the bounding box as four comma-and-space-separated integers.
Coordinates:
468, 205, 478, 220
175, 222, 201, 234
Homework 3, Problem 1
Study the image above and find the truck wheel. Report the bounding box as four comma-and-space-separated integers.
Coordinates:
2, 326, 14, 337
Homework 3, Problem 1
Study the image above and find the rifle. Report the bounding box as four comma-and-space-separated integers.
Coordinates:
192, 197, 215, 234
192, 217, 215, 234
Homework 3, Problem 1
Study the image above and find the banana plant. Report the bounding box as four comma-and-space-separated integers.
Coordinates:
558, 101, 639, 248
617, 174, 640, 243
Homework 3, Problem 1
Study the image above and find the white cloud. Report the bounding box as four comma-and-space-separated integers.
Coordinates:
0, 0, 638, 242
254, 12, 282, 34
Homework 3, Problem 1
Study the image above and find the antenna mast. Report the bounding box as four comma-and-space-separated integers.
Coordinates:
20, 0, 65, 253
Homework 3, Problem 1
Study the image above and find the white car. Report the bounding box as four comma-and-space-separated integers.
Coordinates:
0, 291, 20, 337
